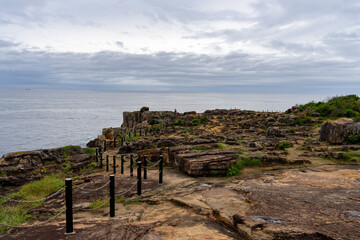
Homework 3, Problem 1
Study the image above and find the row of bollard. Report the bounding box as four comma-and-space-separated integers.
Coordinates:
65, 155, 164, 234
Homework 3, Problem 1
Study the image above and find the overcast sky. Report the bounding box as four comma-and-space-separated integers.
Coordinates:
0, 0, 360, 93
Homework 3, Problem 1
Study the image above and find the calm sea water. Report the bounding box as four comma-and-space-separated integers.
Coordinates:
0, 89, 329, 156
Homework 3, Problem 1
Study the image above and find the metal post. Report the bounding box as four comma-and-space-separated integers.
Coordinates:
121, 155, 124, 174
95, 148, 98, 162
137, 160, 142, 195
104, 140, 107, 152
106, 155, 109, 171
113, 155, 116, 174
65, 178, 74, 234
159, 155, 163, 184
110, 175, 115, 217
130, 154, 133, 177
100, 154, 103, 168
140, 129, 142, 136
128, 131, 131, 138
143, 155, 147, 180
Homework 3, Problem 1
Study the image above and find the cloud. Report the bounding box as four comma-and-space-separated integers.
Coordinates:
0, 47, 359, 94
0, 0, 359, 94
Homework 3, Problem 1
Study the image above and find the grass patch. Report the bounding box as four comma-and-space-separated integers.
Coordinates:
173, 120, 183, 126
297, 94, 360, 120
342, 152, 360, 161
217, 143, 227, 149
89, 198, 109, 209
200, 116, 209, 124
192, 119, 200, 126
345, 135, 360, 144
226, 155, 262, 177
278, 141, 293, 150
84, 148, 96, 154
0, 174, 64, 231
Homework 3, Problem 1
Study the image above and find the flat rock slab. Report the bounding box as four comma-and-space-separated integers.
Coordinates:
175, 150, 238, 176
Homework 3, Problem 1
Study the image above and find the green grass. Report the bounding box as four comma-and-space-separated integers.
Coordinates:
217, 143, 227, 149
226, 155, 262, 176
298, 95, 360, 120
192, 119, 200, 126
84, 148, 96, 154
0, 174, 64, 231
345, 135, 360, 144
342, 152, 360, 161
200, 116, 209, 124
278, 141, 293, 150
173, 120, 183, 126
89, 198, 109, 209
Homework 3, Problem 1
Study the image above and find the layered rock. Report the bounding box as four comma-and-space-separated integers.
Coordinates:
0, 146, 93, 186
175, 150, 238, 176
319, 118, 360, 144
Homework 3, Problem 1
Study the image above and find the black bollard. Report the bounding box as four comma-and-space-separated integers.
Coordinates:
65, 178, 74, 234
130, 154, 133, 177
121, 155, 124, 174
100, 154, 103, 168
113, 137, 116, 147
159, 155, 163, 184
95, 148, 98, 162
137, 160, 142, 195
128, 131, 131, 138
143, 155, 147, 180
110, 175, 115, 217
113, 155, 116, 174
140, 129, 142, 136
104, 140, 107, 152
106, 155, 109, 171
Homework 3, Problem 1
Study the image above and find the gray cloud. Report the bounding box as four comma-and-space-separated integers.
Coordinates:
0, 48, 359, 94
0, 0, 359, 94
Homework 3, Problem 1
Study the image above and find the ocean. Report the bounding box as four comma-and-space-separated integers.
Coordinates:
0, 89, 329, 156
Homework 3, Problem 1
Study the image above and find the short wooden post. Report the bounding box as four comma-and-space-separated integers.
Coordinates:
110, 175, 115, 217
159, 155, 163, 184
130, 154, 133, 177
137, 160, 142, 195
113, 155, 116, 174
121, 155, 124, 174
106, 155, 109, 171
65, 178, 74, 234
143, 155, 147, 180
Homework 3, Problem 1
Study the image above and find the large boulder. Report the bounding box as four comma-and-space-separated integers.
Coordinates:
319, 118, 360, 144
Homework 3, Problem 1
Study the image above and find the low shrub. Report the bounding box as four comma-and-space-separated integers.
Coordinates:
173, 120, 183, 126
200, 116, 209, 124
346, 135, 360, 144
278, 141, 293, 150
192, 119, 200, 126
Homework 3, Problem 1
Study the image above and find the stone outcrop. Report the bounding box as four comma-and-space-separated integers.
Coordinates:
122, 107, 176, 129
319, 118, 360, 144
0, 146, 93, 186
175, 150, 238, 176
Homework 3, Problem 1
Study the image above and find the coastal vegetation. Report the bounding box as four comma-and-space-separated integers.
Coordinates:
298, 94, 360, 120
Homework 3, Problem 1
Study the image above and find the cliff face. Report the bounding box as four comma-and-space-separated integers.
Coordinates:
121, 106, 176, 129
